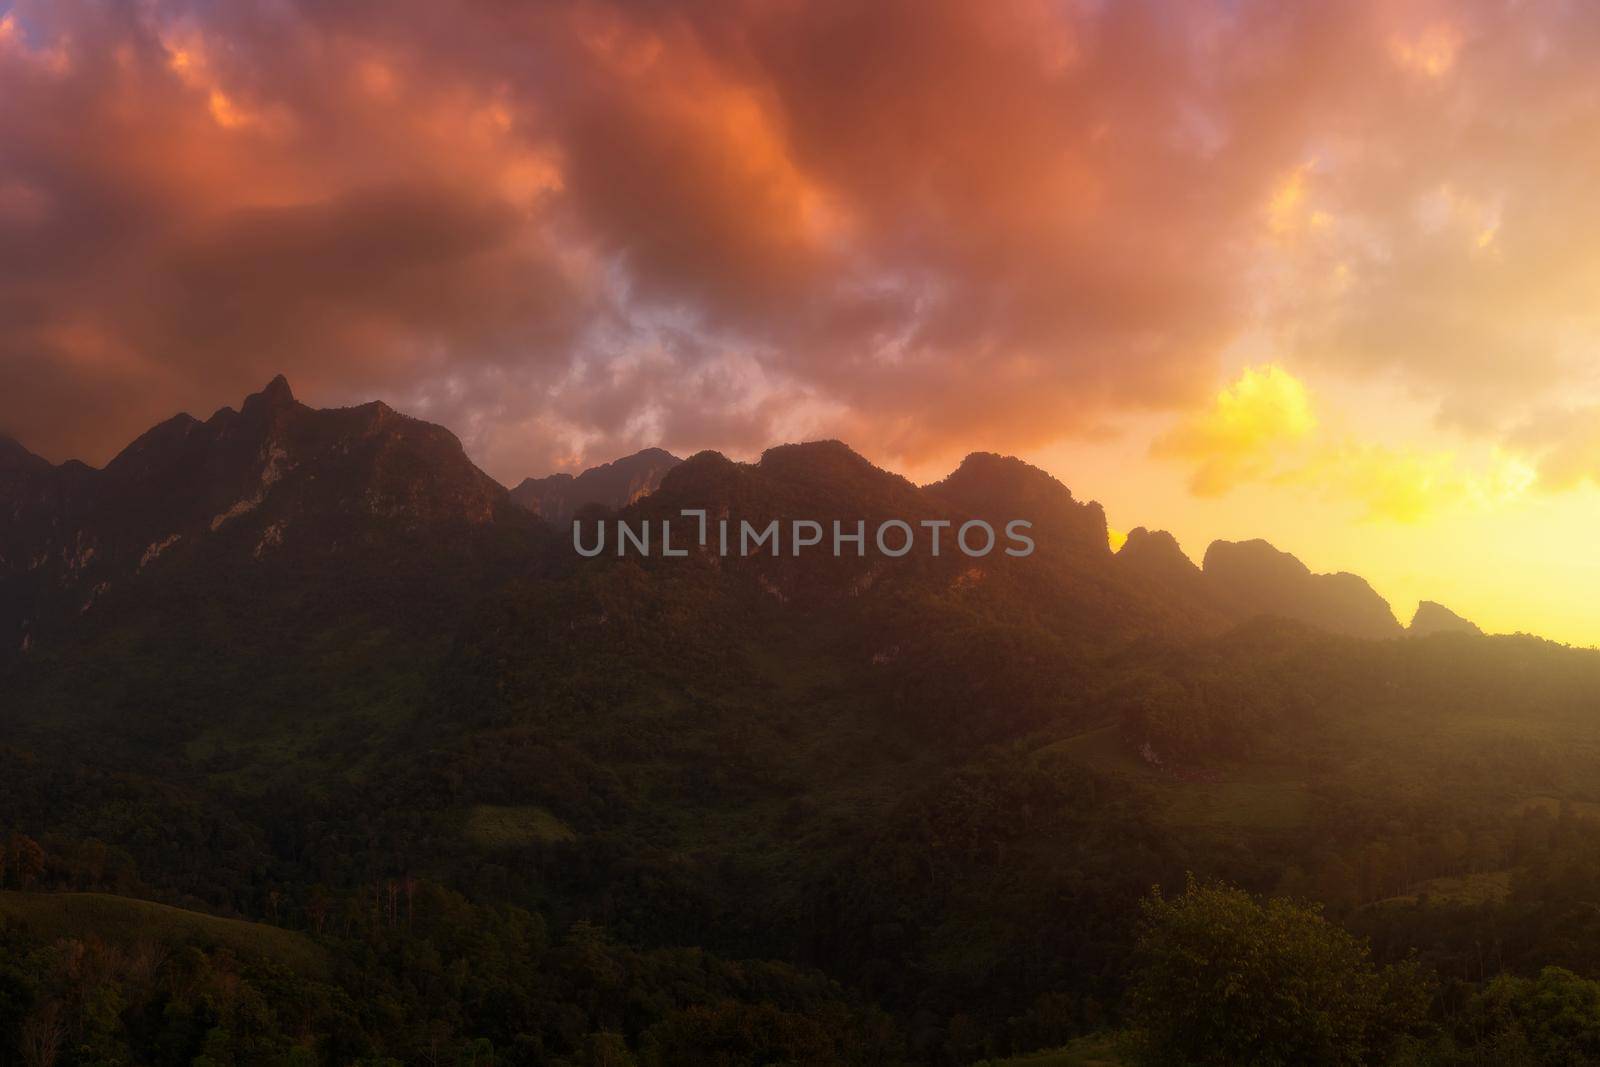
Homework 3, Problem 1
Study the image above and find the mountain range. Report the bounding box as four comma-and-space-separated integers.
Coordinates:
8, 378, 1600, 1066
0, 377, 1480, 661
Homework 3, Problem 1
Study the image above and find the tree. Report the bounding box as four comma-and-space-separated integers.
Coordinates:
7, 834, 44, 890
19, 999, 64, 1067
581, 1032, 635, 1067
1454, 967, 1600, 1065
307, 885, 332, 935
1128, 877, 1430, 1067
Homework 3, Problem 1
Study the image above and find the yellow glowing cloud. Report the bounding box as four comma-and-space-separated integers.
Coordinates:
1154, 364, 1316, 496
1156, 365, 1535, 522
1290, 444, 1533, 523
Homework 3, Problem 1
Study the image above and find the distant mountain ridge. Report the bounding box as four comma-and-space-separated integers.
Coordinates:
0, 376, 1489, 656
510, 448, 681, 522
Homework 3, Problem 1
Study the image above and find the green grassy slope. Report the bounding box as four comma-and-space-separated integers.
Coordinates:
0, 891, 329, 975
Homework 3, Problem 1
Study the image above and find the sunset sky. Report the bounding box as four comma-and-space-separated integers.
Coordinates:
3, 0, 1600, 644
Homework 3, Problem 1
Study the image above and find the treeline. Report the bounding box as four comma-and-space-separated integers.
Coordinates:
1127, 878, 1600, 1067
0, 875, 900, 1066
15, 864, 1600, 1066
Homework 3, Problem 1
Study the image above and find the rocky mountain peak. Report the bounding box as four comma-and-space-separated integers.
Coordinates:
1409, 600, 1483, 636
929, 452, 1109, 559
1203, 538, 1402, 639
1118, 526, 1203, 582
0, 377, 510, 655
241, 374, 298, 419
756, 441, 917, 497
1202, 538, 1312, 583
1119, 527, 1192, 566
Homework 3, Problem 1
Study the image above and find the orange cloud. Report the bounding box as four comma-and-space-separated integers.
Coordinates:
1, 0, 1599, 489
1389, 23, 1464, 79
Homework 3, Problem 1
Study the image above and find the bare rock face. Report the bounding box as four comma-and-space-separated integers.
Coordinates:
511, 448, 681, 523
1202, 538, 1404, 639
1409, 600, 1483, 636
0, 376, 511, 650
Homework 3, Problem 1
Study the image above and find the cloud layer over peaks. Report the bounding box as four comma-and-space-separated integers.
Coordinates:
3, 0, 1600, 489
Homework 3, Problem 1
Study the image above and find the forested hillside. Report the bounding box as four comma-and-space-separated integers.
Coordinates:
5, 383, 1600, 1065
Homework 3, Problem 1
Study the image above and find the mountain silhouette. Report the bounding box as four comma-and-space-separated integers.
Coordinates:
1201, 538, 1404, 639
926, 451, 1110, 564
511, 447, 681, 522
0, 376, 514, 653
1113, 526, 1236, 633
0, 378, 1479, 658
1409, 600, 1483, 636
